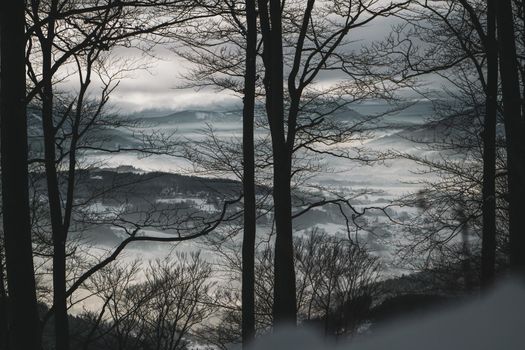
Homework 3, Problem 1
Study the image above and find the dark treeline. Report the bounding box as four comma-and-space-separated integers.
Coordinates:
0, 0, 524, 349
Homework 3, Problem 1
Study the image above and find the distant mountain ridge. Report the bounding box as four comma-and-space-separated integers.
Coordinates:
129, 106, 365, 125
139, 109, 242, 125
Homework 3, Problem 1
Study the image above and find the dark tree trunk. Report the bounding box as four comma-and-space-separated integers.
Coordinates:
258, 0, 297, 325
0, 1, 41, 349
481, 0, 498, 287
43, 87, 69, 350
43, 65, 70, 350
497, 0, 525, 275
38, 1, 70, 348
43, 65, 69, 350
51, 235, 68, 350
241, 0, 258, 345
271, 152, 296, 325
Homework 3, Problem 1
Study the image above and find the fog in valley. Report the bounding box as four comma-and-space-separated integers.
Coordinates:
1, 1, 524, 350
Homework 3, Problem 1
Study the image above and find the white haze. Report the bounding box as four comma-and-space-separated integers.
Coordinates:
246, 279, 525, 350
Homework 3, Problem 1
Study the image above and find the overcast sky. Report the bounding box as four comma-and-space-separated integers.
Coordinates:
78, 11, 430, 115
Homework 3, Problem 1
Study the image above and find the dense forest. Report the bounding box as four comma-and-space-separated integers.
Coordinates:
0, 0, 524, 349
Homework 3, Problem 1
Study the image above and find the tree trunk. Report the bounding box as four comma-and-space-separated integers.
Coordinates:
0, 1, 42, 349
272, 151, 296, 325
51, 235, 68, 350
497, 0, 525, 275
43, 81, 70, 350
39, 2, 70, 348
241, 0, 258, 346
43, 86, 70, 350
258, 0, 298, 325
481, 0, 498, 287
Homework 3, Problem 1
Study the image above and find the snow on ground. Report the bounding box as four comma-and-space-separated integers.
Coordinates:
246, 279, 525, 350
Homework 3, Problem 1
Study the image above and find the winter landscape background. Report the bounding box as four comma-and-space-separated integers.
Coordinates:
2, 1, 524, 350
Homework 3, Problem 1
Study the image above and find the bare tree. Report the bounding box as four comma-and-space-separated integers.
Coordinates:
205, 229, 381, 346
24, 2, 225, 349
84, 252, 215, 350
380, 0, 513, 286
178, 0, 411, 328
295, 230, 382, 336
256, 0, 410, 324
